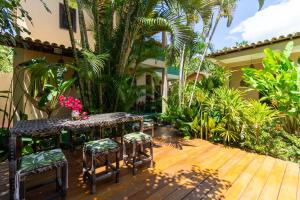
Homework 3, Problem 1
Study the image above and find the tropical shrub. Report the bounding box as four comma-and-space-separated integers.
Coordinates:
163, 45, 300, 162
205, 87, 245, 144
243, 100, 279, 144
243, 42, 300, 134
242, 128, 300, 163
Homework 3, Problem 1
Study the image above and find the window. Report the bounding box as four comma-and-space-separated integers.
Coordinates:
59, 3, 77, 32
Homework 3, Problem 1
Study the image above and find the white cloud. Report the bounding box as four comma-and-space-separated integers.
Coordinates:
225, 35, 238, 41
231, 0, 300, 42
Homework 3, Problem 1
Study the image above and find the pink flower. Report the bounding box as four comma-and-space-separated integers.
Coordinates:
58, 95, 88, 120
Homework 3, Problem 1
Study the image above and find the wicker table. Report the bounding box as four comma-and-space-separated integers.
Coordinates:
9, 112, 143, 200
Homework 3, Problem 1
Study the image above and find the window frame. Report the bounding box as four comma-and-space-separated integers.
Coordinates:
59, 3, 77, 32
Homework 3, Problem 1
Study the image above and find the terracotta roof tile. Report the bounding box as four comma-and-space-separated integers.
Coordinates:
0, 35, 74, 57
209, 32, 300, 57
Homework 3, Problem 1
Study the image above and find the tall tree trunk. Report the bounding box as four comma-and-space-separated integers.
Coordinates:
162, 31, 167, 48
92, 0, 103, 110
93, 0, 101, 53
63, 0, 78, 62
179, 44, 185, 109
118, 0, 135, 76
63, 0, 85, 107
114, 0, 137, 111
77, 0, 89, 49
130, 38, 143, 88
188, 12, 221, 106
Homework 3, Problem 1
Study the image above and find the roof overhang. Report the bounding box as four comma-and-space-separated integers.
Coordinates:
0, 34, 74, 57
209, 33, 300, 68
140, 58, 165, 68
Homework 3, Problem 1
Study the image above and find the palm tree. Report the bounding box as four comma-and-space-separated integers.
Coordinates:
175, 0, 215, 108
62, 0, 195, 112
63, 0, 88, 107
188, 0, 265, 106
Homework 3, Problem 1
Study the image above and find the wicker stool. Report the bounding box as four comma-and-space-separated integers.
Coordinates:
15, 148, 68, 200
123, 132, 153, 175
83, 138, 120, 194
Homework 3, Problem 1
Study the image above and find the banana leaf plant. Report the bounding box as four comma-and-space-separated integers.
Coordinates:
243, 42, 300, 134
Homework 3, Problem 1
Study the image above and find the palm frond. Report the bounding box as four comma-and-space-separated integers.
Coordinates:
79, 50, 109, 78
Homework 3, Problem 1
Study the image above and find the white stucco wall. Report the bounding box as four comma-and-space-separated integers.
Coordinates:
19, 0, 94, 48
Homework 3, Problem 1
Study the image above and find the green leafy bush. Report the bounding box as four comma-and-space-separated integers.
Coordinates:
162, 42, 300, 163
242, 128, 300, 163
243, 41, 300, 134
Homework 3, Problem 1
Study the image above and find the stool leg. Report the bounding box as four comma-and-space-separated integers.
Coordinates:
132, 142, 136, 175
20, 180, 25, 200
122, 141, 127, 165
121, 124, 125, 145
152, 126, 155, 138
139, 143, 143, 161
150, 141, 154, 168
82, 155, 87, 183
91, 155, 96, 194
105, 154, 109, 172
61, 164, 67, 200
116, 151, 120, 183
56, 166, 62, 192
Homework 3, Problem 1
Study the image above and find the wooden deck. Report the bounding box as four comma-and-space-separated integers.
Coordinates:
2, 138, 300, 200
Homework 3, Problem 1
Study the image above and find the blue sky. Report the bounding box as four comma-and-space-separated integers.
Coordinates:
199, 0, 295, 50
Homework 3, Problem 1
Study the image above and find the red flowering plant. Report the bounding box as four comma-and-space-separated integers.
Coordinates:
58, 95, 89, 120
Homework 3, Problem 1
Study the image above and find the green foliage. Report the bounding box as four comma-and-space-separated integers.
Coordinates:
65, 0, 197, 113
243, 42, 300, 134
18, 58, 76, 117
235, 40, 248, 47
242, 128, 300, 163
206, 87, 245, 144
244, 100, 279, 143
0, 45, 13, 73
163, 38, 300, 162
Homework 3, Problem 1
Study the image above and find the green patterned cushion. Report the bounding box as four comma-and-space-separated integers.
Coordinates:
133, 121, 153, 129
124, 132, 152, 143
143, 122, 153, 128
144, 118, 153, 122
84, 138, 119, 154
20, 149, 66, 173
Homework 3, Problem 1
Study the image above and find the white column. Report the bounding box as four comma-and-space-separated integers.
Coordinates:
162, 67, 168, 113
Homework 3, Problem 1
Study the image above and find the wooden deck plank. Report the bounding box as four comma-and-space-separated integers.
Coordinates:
183, 150, 252, 200
277, 162, 299, 200
109, 142, 216, 200
159, 147, 241, 200
239, 156, 276, 200
224, 155, 265, 200
258, 160, 287, 200
129, 142, 222, 200
202, 151, 256, 200
84, 140, 213, 200
9, 138, 299, 200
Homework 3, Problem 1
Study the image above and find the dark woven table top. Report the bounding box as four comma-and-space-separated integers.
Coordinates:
10, 112, 143, 137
